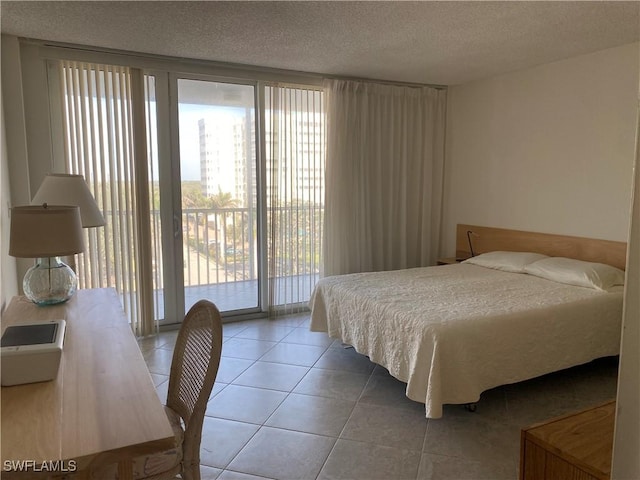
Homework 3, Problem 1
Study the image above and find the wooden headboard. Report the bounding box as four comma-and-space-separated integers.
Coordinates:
455, 224, 628, 270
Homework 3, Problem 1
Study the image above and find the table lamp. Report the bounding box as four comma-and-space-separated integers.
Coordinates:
9, 205, 84, 305
32, 173, 105, 227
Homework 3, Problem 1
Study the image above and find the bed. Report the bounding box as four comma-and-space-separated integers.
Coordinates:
309, 224, 627, 418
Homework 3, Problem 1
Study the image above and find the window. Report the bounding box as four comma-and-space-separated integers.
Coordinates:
53, 57, 325, 329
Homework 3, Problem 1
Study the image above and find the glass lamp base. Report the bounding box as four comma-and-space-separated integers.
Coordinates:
23, 257, 77, 305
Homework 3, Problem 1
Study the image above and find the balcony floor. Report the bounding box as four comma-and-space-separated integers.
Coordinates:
154, 274, 319, 322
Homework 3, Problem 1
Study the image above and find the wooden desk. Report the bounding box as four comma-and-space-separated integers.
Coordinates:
1, 288, 175, 479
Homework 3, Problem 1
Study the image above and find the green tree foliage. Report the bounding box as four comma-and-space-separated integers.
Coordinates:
181, 181, 207, 208
207, 187, 240, 209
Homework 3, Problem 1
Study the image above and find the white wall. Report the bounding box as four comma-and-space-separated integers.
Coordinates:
442, 41, 640, 478
1, 80, 18, 310
1, 34, 30, 310
612, 70, 640, 479
442, 42, 639, 253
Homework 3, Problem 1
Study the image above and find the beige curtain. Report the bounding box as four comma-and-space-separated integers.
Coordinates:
323, 79, 447, 276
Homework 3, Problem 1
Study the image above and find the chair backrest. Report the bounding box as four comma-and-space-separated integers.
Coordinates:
166, 300, 223, 471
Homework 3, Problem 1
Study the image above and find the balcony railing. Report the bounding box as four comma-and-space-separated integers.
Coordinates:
177, 205, 322, 312
180, 205, 322, 283
91, 205, 322, 318
182, 207, 256, 286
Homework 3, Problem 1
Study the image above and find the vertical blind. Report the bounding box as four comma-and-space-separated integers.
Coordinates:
265, 85, 325, 314
58, 60, 156, 336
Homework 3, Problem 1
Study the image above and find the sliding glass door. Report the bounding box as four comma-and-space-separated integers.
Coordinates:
170, 79, 326, 318
176, 78, 259, 313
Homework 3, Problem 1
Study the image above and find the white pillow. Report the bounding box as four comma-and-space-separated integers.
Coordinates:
524, 257, 625, 291
462, 251, 549, 273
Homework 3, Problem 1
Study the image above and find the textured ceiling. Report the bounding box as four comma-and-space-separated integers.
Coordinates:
1, 1, 638, 85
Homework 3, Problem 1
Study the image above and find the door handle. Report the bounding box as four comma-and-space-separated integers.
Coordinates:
173, 213, 181, 239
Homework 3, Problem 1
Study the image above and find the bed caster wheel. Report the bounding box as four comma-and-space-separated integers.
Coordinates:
464, 403, 477, 413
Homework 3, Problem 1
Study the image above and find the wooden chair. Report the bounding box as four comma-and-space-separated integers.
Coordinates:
93, 300, 223, 480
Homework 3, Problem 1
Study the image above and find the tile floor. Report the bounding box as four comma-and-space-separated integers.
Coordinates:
139, 313, 619, 480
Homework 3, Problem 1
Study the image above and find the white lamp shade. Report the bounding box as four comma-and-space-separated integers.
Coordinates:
9, 205, 84, 258
32, 174, 105, 227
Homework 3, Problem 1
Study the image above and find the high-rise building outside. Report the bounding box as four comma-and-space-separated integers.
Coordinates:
198, 109, 324, 207
198, 115, 238, 199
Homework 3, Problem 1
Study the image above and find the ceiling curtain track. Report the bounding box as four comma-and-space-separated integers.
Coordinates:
322, 79, 447, 276
56, 59, 156, 336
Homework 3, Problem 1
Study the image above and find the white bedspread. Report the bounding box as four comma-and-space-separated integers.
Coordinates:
309, 264, 623, 418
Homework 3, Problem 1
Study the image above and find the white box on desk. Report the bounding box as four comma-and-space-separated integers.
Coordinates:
1, 319, 66, 386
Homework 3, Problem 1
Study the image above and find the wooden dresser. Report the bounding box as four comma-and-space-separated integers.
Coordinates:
520, 400, 615, 480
